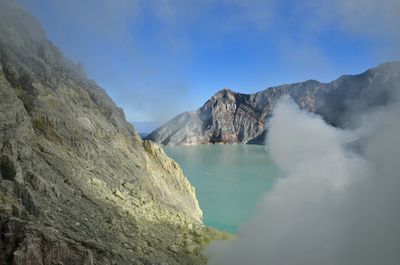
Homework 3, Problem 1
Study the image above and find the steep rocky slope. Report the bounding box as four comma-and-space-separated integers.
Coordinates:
0, 1, 228, 264
146, 62, 400, 145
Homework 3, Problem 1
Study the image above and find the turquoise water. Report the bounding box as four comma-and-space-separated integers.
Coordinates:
164, 144, 280, 233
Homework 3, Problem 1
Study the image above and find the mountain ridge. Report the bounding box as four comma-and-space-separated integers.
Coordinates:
146, 61, 400, 145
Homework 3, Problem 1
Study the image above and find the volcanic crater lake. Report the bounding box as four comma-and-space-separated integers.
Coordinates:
163, 144, 280, 233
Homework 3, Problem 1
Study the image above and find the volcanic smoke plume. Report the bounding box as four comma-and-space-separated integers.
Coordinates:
207, 95, 400, 265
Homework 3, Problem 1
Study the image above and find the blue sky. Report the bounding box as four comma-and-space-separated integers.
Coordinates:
18, 0, 400, 122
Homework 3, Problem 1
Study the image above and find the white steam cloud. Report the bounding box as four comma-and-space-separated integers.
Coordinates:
206, 96, 400, 265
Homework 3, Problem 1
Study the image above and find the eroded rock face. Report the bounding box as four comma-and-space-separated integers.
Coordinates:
146, 63, 400, 145
0, 1, 228, 264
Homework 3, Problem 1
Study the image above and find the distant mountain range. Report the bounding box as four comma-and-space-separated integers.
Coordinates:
146, 62, 400, 145
131, 121, 163, 138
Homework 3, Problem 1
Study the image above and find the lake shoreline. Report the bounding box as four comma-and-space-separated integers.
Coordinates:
164, 144, 279, 233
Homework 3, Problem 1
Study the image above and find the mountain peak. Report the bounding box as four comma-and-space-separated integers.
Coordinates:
214, 87, 235, 96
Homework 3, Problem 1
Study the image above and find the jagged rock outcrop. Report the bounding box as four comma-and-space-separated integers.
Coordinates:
146, 62, 400, 145
0, 1, 228, 264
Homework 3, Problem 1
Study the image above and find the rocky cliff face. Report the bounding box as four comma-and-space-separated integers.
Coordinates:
0, 1, 228, 264
146, 62, 400, 145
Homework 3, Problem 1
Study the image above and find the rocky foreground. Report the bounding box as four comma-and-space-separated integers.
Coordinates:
146, 62, 400, 145
0, 1, 228, 264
